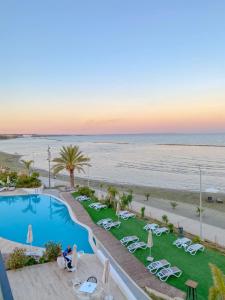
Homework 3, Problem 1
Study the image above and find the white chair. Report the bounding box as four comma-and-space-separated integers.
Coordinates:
127, 242, 147, 253
103, 221, 121, 230
156, 266, 182, 282
143, 223, 159, 231
185, 243, 205, 255
173, 237, 192, 249
153, 227, 169, 236
120, 236, 139, 246
147, 259, 171, 274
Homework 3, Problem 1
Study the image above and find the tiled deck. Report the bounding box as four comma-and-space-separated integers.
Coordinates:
62, 192, 186, 300
7, 254, 126, 300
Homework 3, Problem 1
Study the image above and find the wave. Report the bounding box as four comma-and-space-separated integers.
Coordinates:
157, 144, 225, 147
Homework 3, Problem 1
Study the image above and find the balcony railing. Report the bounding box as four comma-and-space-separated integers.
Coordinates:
0, 252, 14, 300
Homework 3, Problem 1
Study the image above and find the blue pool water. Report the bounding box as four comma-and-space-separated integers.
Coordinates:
0, 194, 93, 253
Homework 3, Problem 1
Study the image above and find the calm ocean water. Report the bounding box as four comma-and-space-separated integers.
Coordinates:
0, 133, 225, 192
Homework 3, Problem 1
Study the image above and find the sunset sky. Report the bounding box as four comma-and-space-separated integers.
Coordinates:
1, 1, 225, 134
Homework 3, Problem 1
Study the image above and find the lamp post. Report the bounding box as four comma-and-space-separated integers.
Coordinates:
47, 146, 51, 188
199, 166, 203, 240
87, 165, 90, 188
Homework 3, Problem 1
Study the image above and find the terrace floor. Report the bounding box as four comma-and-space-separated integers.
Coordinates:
7, 254, 126, 300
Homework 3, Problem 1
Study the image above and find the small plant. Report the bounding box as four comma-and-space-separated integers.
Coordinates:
162, 214, 169, 225
196, 206, 204, 217
170, 201, 178, 210
193, 235, 201, 243
144, 193, 151, 201
141, 206, 145, 218
77, 186, 95, 197
44, 241, 61, 262
168, 223, 174, 233
120, 193, 133, 209
25, 256, 37, 266
7, 248, 27, 270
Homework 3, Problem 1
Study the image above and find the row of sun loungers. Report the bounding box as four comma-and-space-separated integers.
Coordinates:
173, 237, 205, 255
147, 259, 182, 281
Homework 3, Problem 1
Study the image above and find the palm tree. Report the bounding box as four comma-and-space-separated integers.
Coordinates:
52, 145, 90, 188
209, 263, 225, 300
21, 160, 33, 176
107, 186, 118, 207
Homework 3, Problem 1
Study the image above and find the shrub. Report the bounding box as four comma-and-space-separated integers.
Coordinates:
168, 223, 174, 233
44, 241, 61, 262
120, 193, 133, 209
141, 207, 145, 218
144, 193, 151, 201
162, 214, 169, 224
193, 235, 201, 243
170, 201, 178, 210
16, 173, 41, 188
25, 256, 37, 266
7, 248, 27, 270
77, 186, 95, 197
39, 256, 48, 264
196, 206, 204, 217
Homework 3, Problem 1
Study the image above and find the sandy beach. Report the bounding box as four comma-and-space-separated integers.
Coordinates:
1, 150, 225, 214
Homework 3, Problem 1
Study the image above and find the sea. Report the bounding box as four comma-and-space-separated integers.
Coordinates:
0, 133, 225, 193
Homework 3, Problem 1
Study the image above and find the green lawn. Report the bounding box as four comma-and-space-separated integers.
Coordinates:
72, 194, 225, 300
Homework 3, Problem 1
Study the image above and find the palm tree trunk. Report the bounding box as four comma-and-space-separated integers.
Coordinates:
69, 170, 75, 188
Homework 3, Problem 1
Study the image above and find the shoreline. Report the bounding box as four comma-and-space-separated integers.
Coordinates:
0, 150, 225, 212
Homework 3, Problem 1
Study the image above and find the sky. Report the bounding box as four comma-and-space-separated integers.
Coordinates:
0, 0, 225, 134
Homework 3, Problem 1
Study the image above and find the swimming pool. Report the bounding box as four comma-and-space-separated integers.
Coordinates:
0, 194, 93, 253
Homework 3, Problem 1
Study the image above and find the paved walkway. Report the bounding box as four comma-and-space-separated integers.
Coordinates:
61, 192, 186, 300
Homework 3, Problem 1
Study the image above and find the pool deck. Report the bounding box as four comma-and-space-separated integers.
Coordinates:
7, 253, 127, 300
61, 192, 186, 300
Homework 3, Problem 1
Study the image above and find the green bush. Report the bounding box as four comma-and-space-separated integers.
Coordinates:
16, 173, 41, 188
77, 186, 95, 197
168, 223, 174, 233
193, 235, 201, 243
44, 241, 61, 262
141, 206, 145, 218
162, 214, 169, 224
7, 248, 27, 270
25, 256, 38, 266
170, 201, 178, 210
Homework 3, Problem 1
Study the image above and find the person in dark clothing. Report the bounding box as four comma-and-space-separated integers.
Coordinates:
63, 245, 73, 269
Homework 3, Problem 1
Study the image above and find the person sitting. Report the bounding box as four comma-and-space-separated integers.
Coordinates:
63, 245, 73, 270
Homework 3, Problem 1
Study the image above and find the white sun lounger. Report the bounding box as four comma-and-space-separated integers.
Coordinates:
103, 221, 121, 230
173, 237, 192, 249
120, 236, 139, 246
89, 202, 100, 208
147, 259, 171, 274
153, 227, 169, 236
143, 223, 159, 231
127, 242, 147, 253
156, 266, 182, 282
117, 210, 129, 216
185, 243, 205, 255
76, 195, 90, 202
0, 187, 6, 192
97, 218, 112, 226
94, 204, 107, 211
120, 212, 136, 220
